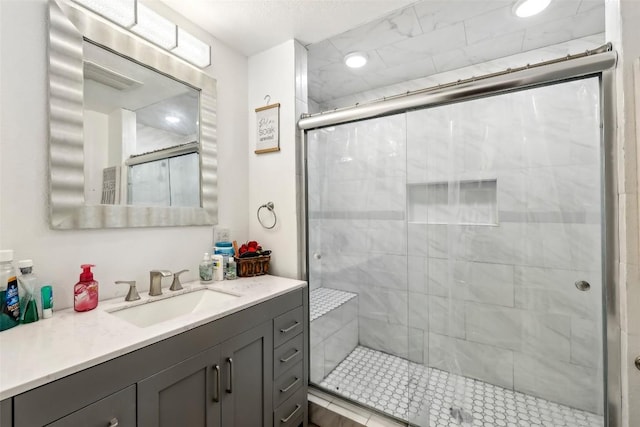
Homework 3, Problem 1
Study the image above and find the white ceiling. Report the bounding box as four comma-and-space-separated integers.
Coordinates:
158, 0, 417, 57
158, 0, 605, 105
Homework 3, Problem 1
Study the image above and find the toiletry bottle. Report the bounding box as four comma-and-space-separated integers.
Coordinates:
199, 253, 213, 283
226, 257, 237, 280
41, 285, 53, 319
214, 241, 234, 278
212, 254, 224, 281
17, 260, 39, 323
0, 250, 20, 331
74, 264, 98, 312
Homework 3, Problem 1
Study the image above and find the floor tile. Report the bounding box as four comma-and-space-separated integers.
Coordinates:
319, 346, 603, 427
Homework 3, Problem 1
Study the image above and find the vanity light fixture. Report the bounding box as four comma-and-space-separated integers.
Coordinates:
172, 28, 212, 68
130, 2, 177, 49
513, 0, 552, 17
71, 0, 211, 69
71, 0, 136, 27
344, 52, 368, 69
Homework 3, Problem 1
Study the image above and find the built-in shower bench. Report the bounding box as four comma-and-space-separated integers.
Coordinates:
309, 287, 358, 383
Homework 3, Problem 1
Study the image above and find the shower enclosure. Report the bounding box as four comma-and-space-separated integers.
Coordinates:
303, 52, 616, 427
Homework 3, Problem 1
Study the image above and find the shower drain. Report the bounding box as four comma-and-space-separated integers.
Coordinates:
449, 407, 473, 424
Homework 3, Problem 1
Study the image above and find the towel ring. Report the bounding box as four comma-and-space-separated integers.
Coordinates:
257, 202, 277, 229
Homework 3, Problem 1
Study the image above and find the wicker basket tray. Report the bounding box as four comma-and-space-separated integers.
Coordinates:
235, 255, 270, 277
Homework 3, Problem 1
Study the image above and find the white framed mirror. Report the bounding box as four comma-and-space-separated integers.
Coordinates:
48, 0, 217, 229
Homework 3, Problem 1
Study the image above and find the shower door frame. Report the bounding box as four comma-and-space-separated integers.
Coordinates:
299, 48, 621, 426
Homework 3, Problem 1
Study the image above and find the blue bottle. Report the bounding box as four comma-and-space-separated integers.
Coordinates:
0, 250, 20, 331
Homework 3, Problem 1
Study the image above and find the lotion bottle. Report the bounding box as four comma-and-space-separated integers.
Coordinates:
74, 264, 98, 312
212, 254, 224, 281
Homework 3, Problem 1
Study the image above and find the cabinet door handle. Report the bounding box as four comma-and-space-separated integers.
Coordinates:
280, 404, 301, 424
108, 418, 119, 427
212, 364, 221, 402
279, 377, 300, 393
226, 357, 233, 393
280, 321, 300, 334
280, 349, 300, 363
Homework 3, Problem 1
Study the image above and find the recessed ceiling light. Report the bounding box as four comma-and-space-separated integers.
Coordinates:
513, 0, 551, 17
344, 52, 368, 69
165, 115, 180, 124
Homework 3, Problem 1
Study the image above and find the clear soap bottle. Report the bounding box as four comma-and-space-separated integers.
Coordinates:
199, 253, 213, 283
17, 259, 39, 323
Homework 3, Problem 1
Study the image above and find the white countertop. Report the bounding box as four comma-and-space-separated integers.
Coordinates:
0, 275, 306, 400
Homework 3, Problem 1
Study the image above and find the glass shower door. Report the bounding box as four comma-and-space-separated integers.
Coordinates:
406, 76, 605, 426
307, 115, 413, 421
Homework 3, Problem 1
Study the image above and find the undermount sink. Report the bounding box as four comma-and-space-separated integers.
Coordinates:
108, 288, 240, 328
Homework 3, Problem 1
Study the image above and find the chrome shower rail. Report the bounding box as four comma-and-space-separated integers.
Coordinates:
298, 43, 615, 130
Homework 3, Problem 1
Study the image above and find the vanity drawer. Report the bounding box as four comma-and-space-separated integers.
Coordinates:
274, 333, 304, 378
273, 306, 303, 347
46, 385, 135, 427
273, 360, 303, 408
274, 387, 306, 427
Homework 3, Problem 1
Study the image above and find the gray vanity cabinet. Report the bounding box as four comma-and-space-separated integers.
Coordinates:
137, 321, 273, 427
1, 398, 12, 426
220, 321, 273, 427
46, 386, 136, 427
10, 287, 306, 427
137, 346, 221, 426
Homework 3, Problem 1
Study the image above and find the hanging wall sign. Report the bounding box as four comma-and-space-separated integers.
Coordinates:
255, 103, 280, 154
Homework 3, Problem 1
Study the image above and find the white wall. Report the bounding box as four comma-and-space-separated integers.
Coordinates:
0, 0, 249, 309
247, 40, 307, 279
606, 1, 640, 425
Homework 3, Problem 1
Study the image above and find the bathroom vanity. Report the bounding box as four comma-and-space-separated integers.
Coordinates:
0, 276, 308, 427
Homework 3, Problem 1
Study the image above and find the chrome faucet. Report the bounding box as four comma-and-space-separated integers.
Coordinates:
149, 270, 172, 296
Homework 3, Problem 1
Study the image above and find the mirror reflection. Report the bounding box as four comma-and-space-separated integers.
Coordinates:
83, 40, 201, 207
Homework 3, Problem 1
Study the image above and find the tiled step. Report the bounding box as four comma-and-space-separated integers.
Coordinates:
310, 288, 359, 384
310, 287, 357, 321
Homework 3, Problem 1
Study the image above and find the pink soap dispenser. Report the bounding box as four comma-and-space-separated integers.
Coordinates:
74, 264, 98, 312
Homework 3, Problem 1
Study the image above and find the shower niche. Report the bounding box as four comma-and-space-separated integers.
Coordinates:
407, 179, 498, 225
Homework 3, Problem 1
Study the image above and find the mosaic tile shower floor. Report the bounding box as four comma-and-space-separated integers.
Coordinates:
319, 346, 603, 427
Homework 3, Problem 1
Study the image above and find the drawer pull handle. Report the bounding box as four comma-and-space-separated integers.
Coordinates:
280, 377, 300, 393
226, 357, 233, 393
212, 364, 221, 402
108, 418, 119, 427
280, 321, 300, 334
280, 349, 300, 363
280, 404, 301, 424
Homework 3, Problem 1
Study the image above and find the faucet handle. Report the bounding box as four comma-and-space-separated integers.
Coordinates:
150, 270, 173, 277
170, 269, 189, 291
115, 280, 140, 302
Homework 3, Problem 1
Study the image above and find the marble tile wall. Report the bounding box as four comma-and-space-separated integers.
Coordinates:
308, 75, 605, 414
